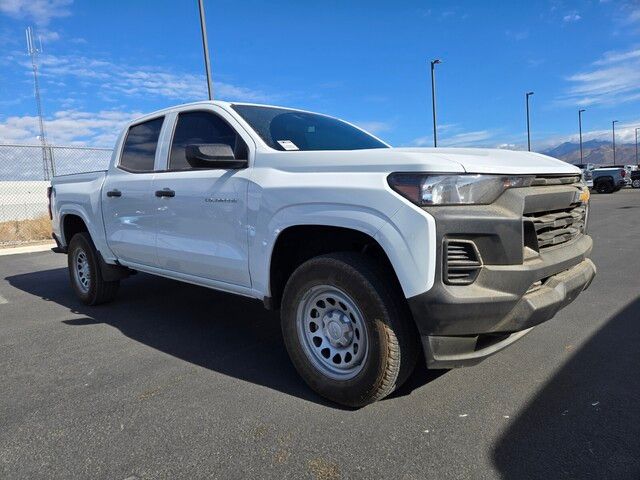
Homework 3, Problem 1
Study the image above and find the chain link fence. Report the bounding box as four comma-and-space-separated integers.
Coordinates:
0, 144, 112, 246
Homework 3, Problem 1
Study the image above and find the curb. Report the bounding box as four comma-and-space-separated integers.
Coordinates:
0, 243, 55, 257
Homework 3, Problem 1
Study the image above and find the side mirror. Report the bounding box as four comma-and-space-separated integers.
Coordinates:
185, 144, 247, 169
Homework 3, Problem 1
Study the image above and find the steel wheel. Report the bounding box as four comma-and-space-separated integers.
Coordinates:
296, 285, 368, 380
72, 248, 91, 294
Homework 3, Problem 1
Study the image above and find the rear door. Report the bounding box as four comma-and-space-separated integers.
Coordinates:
152, 107, 252, 287
102, 116, 165, 266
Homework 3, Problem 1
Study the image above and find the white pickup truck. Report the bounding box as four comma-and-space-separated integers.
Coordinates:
50, 101, 596, 406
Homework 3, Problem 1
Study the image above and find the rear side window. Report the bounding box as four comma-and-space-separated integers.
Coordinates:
169, 111, 248, 170
119, 117, 164, 172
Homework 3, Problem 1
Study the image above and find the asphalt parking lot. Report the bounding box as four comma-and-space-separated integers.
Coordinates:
1, 189, 639, 480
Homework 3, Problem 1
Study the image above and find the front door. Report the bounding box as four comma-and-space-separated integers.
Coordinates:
152, 109, 251, 287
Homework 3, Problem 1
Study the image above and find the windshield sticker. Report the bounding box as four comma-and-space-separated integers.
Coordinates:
277, 140, 299, 151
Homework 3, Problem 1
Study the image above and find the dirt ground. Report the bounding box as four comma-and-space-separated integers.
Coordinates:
0, 216, 52, 247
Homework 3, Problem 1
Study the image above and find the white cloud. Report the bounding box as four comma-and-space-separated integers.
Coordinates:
0, 0, 72, 25
37, 30, 60, 42
440, 130, 496, 147
506, 29, 530, 41
608, 1, 640, 34
411, 129, 497, 147
527, 58, 546, 68
561, 47, 640, 106
411, 135, 433, 147
437, 123, 459, 133
21, 53, 272, 103
563, 12, 582, 22
594, 48, 640, 65
353, 121, 392, 135
620, 2, 640, 25
0, 110, 140, 146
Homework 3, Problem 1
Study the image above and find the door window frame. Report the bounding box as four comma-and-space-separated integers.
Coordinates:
116, 115, 166, 174
156, 106, 255, 173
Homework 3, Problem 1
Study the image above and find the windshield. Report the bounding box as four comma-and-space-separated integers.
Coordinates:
231, 104, 389, 152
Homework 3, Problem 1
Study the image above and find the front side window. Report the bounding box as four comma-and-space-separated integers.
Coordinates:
119, 117, 164, 172
231, 104, 389, 152
169, 111, 248, 170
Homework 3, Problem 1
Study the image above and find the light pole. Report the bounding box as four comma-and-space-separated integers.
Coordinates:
197, 0, 214, 100
612, 120, 618, 165
430, 59, 441, 147
578, 109, 586, 164
526, 92, 534, 151
636, 128, 640, 166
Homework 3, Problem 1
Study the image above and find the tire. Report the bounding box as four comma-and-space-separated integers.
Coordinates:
595, 180, 613, 194
281, 252, 418, 407
632, 179, 640, 189
67, 232, 119, 305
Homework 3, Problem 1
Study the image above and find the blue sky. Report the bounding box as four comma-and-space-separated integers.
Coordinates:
0, 0, 639, 150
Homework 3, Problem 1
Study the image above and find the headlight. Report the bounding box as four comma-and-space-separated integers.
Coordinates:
387, 173, 533, 206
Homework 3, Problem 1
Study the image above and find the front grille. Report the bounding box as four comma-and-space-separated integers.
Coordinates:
443, 239, 482, 285
531, 175, 581, 186
524, 204, 586, 250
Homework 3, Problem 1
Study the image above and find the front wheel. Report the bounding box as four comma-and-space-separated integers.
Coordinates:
281, 252, 418, 407
67, 232, 119, 305
632, 179, 640, 189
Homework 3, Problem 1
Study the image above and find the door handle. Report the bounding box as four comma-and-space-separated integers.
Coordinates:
106, 189, 121, 197
155, 189, 175, 198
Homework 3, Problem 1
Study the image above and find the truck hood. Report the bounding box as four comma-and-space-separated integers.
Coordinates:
260, 147, 579, 176
395, 148, 580, 175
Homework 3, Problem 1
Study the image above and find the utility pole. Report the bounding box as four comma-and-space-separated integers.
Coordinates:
526, 92, 534, 151
430, 59, 441, 147
635, 127, 639, 166
612, 120, 618, 165
197, 0, 214, 100
26, 26, 52, 180
578, 109, 586, 164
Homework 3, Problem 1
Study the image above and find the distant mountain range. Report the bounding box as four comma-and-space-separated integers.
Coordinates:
542, 140, 639, 166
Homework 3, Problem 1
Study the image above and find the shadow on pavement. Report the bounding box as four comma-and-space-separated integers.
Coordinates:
7, 267, 437, 409
492, 297, 640, 479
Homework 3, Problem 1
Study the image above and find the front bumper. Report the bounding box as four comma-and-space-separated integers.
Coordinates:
409, 234, 594, 337
407, 180, 596, 368
418, 257, 595, 368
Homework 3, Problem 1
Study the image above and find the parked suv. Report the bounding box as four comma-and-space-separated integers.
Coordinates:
49, 101, 596, 406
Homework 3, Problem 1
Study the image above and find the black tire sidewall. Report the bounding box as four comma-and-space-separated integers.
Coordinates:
281, 255, 400, 407
67, 233, 100, 305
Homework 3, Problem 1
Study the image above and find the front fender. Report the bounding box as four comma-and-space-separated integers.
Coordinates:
375, 202, 436, 298
252, 201, 435, 300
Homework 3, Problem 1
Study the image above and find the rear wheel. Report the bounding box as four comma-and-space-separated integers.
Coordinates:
68, 232, 119, 305
632, 179, 640, 188
595, 180, 614, 194
281, 252, 418, 407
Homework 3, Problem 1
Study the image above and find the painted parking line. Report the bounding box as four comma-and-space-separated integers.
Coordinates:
0, 294, 8, 305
